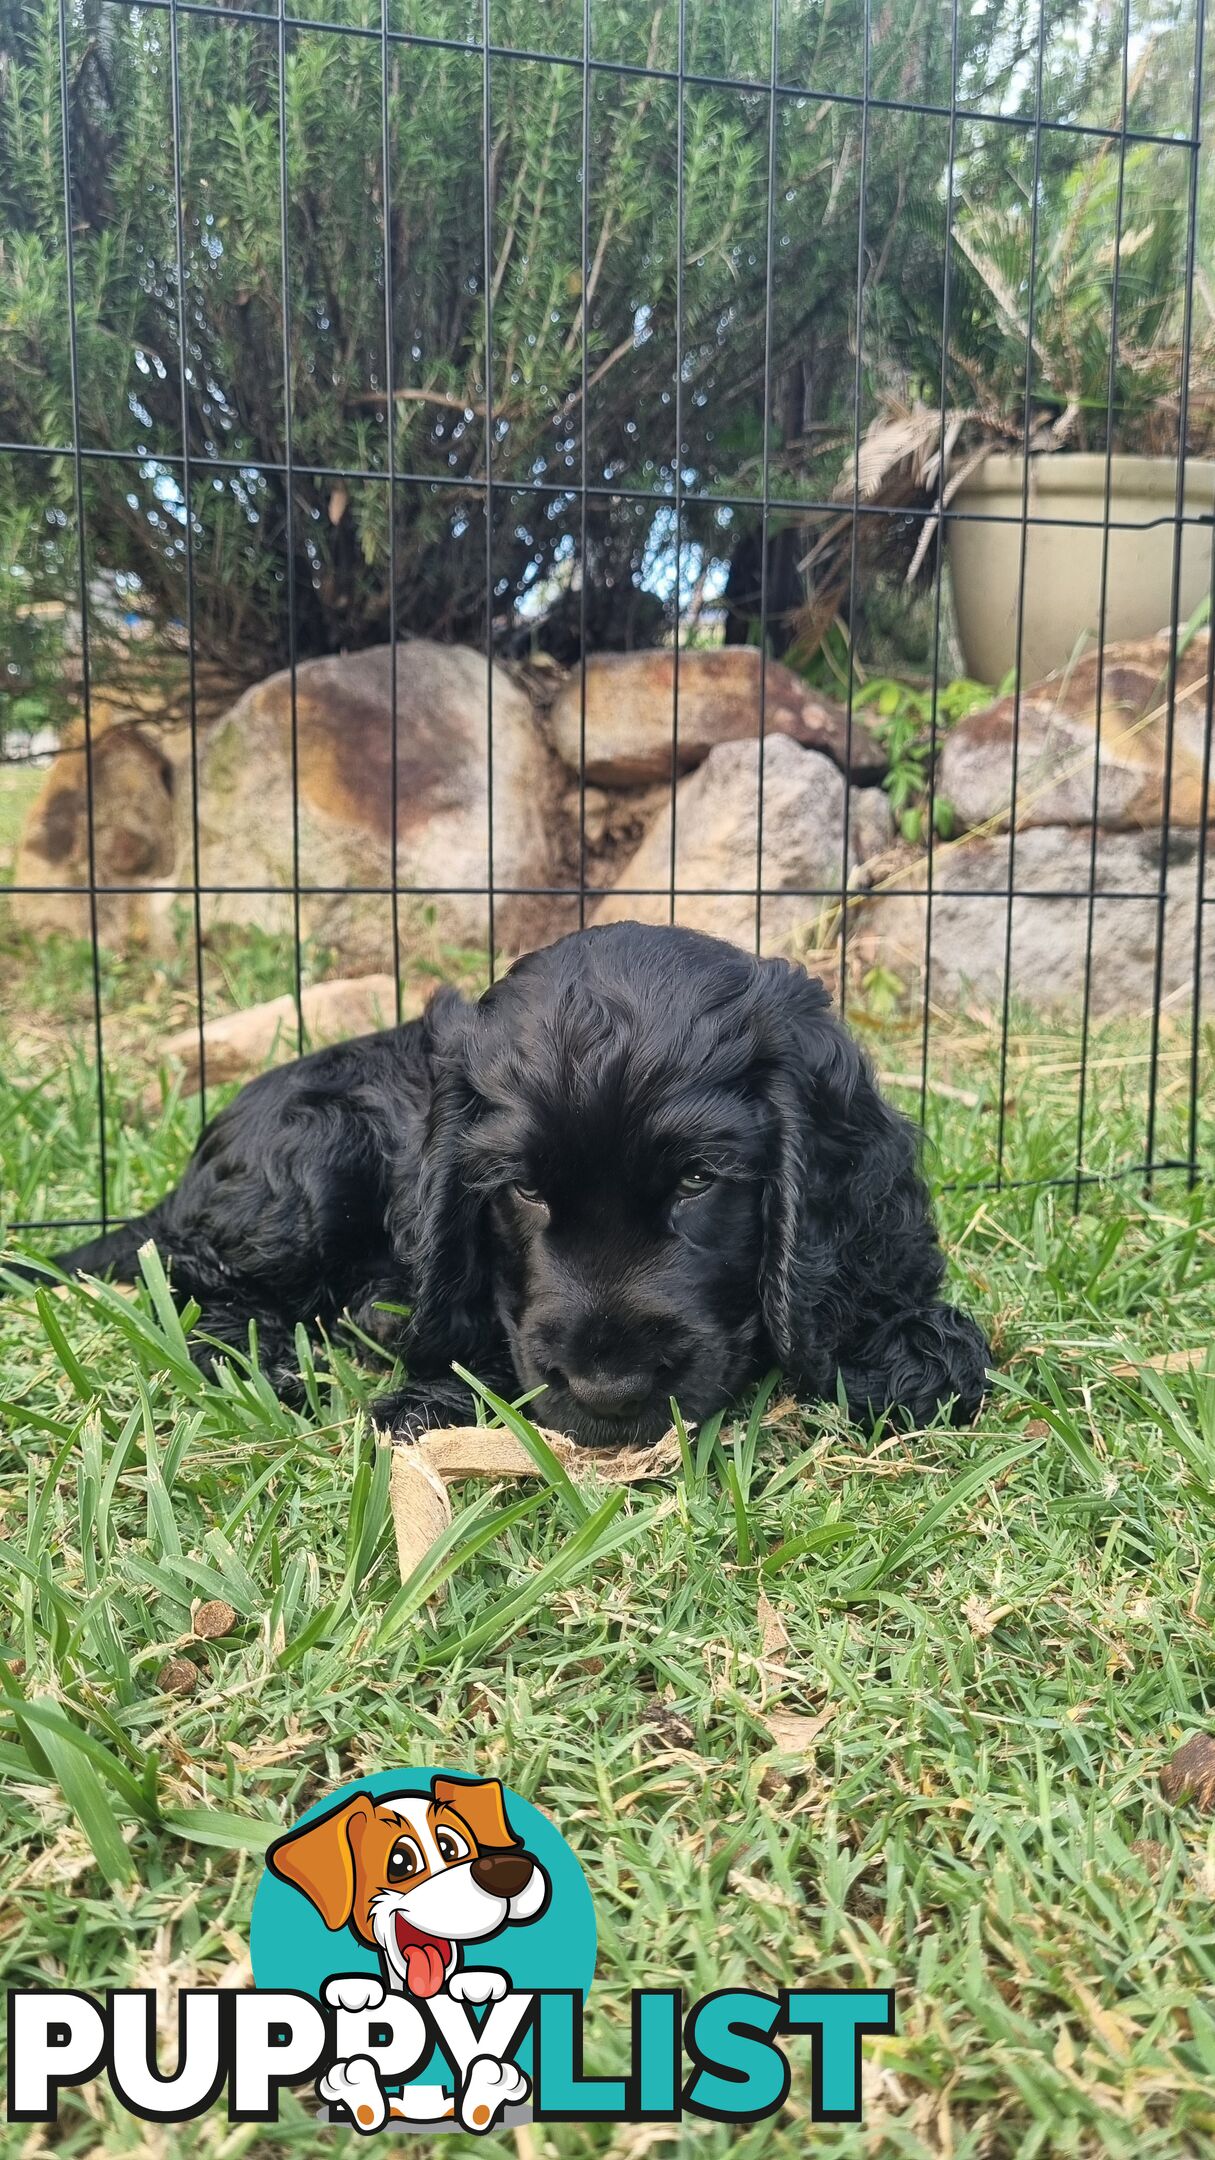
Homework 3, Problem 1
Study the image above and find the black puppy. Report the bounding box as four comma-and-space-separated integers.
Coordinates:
45, 923, 989, 1445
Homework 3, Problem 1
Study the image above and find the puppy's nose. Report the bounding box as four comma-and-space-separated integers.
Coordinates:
565, 1370, 654, 1417
471, 1851, 534, 1898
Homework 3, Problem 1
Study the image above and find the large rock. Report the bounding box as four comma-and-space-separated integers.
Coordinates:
14, 643, 558, 963
593, 735, 893, 949
549, 648, 885, 787
859, 823, 1215, 1012
939, 631, 1215, 834
11, 717, 176, 946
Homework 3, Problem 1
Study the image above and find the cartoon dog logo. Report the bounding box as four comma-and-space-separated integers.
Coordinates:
267, 1775, 550, 2133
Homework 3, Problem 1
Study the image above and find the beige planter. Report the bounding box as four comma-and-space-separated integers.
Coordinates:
948, 453, 1215, 686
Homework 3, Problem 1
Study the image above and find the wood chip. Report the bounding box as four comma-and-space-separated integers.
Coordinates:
389, 1449, 453, 1592
192, 1599, 237, 1640
156, 1656, 198, 1695
1159, 1732, 1215, 1811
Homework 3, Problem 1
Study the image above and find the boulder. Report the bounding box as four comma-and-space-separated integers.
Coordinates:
859, 823, 1215, 1012
593, 735, 893, 950
939, 631, 1215, 835
12, 717, 176, 946
549, 647, 886, 787
14, 643, 558, 964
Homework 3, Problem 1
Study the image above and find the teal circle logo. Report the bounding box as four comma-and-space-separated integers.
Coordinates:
249, 1769, 596, 2130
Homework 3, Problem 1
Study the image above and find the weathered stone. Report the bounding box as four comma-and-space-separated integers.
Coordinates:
939, 630, 1215, 834
13, 716, 175, 944
859, 823, 1215, 1012
14, 643, 559, 964
594, 735, 892, 949
549, 647, 886, 787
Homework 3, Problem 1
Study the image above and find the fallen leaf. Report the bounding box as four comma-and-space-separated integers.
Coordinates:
1111, 1347, 1211, 1377
1160, 1732, 1215, 1811
192, 1599, 238, 1640
388, 1448, 453, 1590
762, 1704, 836, 1755
757, 1590, 792, 1661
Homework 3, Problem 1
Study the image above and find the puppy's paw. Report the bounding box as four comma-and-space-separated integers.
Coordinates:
319, 2056, 387, 2133
369, 1385, 456, 1445
459, 2055, 530, 2132
323, 1973, 386, 2014
447, 1968, 508, 2006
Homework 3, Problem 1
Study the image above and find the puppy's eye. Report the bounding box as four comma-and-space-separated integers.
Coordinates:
513, 1183, 548, 1209
436, 1826, 470, 1863
387, 1836, 425, 1883
675, 1168, 715, 1198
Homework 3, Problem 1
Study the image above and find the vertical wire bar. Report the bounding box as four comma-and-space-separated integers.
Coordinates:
994, 0, 1049, 1187
482, 0, 497, 980
1188, 509, 1215, 1183
835, 0, 873, 1024
1073, 9, 1131, 1209
56, 0, 110, 1228
1186, 3, 1214, 1190
577, 0, 591, 930
381, 0, 402, 1020
1144, 0, 1206, 1185
752, 0, 779, 957
167, 0, 209, 1130
918, 0, 961, 1127
667, 0, 687, 928
276, 0, 304, 1049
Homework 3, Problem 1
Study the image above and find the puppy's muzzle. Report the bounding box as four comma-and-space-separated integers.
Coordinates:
470, 1849, 536, 1899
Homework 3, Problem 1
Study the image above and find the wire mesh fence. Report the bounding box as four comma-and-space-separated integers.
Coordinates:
1, 0, 1213, 1238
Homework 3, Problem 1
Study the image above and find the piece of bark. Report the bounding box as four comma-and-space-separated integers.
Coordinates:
1159, 1733, 1215, 1811
144, 975, 413, 1109
389, 1449, 454, 1592
384, 1424, 680, 1586
407, 1424, 681, 1484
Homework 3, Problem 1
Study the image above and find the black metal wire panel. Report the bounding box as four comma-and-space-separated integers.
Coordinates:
2, 0, 1213, 1240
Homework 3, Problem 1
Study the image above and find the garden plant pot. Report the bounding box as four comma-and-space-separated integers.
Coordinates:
948, 452, 1215, 686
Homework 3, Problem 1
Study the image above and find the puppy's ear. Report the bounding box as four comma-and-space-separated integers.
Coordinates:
266, 1793, 373, 1930
393, 990, 496, 1379
757, 959, 943, 1378
432, 1775, 520, 1851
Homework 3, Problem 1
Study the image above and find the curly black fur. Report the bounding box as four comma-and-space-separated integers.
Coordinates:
45, 923, 990, 1445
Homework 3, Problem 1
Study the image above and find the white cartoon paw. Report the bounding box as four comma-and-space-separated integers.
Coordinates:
323, 1974, 386, 2014
459, 2054, 530, 2132
319, 2056, 388, 2133
447, 1968, 508, 2006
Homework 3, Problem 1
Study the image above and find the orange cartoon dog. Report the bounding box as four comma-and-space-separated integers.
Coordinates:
267, 1776, 549, 2132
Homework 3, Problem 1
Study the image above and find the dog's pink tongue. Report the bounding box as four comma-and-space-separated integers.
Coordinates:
403, 1941, 447, 1998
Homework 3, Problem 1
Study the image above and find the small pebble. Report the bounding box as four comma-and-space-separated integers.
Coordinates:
157, 1656, 198, 1695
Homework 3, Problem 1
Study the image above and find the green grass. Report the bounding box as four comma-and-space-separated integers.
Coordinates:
2, 935, 1215, 2158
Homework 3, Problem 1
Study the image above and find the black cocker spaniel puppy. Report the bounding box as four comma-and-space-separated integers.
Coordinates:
46, 923, 990, 1446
